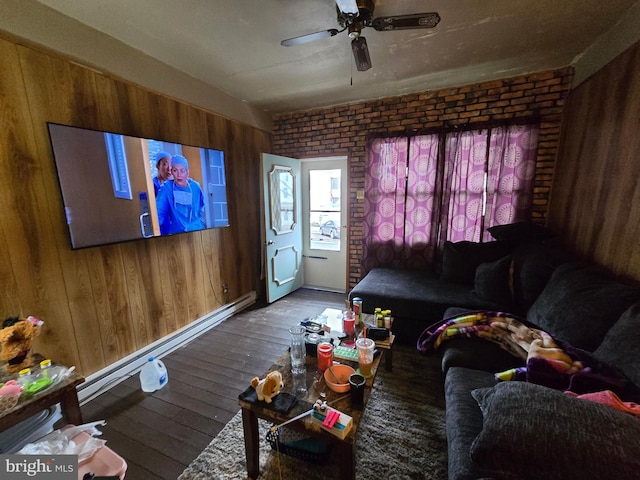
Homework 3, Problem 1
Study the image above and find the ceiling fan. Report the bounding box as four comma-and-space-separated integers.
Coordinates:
280, 0, 441, 72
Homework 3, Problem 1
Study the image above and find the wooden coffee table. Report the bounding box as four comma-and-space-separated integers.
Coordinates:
239, 345, 384, 480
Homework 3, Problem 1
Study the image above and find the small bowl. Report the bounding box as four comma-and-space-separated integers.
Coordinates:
323, 364, 356, 393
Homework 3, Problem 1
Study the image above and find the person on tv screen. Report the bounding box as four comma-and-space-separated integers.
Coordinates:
156, 155, 205, 235
153, 151, 173, 195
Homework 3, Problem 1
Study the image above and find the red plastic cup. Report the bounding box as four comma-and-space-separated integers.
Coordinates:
317, 342, 333, 372
342, 310, 356, 337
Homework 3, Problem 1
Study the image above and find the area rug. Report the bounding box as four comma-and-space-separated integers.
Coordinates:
179, 344, 447, 480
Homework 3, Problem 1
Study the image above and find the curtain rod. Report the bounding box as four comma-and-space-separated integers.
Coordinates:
365, 115, 542, 143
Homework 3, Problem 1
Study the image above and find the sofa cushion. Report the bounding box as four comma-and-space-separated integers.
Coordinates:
510, 242, 570, 310
472, 255, 513, 306
441, 337, 524, 374
470, 381, 640, 480
441, 241, 512, 284
350, 267, 510, 320
594, 301, 640, 391
526, 262, 640, 351
487, 221, 554, 244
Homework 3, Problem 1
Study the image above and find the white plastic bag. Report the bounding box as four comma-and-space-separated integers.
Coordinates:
18, 420, 107, 464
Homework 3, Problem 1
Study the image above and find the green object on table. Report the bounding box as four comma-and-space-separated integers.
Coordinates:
24, 377, 53, 395
333, 345, 358, 361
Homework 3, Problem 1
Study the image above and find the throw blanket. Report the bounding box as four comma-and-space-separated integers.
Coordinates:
417, 311, 640, 401
565, 390, 640, 418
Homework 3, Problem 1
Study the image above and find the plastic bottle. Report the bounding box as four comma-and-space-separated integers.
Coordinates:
139, 357, 168, 392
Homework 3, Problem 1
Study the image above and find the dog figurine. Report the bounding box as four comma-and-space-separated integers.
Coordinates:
0, 316, 43, 373
251, 370, 284, 403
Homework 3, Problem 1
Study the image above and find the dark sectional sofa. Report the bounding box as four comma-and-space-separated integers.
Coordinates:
349, 223, 568, 343
348, 223, 640, 479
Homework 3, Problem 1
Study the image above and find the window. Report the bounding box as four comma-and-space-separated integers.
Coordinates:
363, 123, 539, 271
104, 133, 132, 200
309, 168, 341, 252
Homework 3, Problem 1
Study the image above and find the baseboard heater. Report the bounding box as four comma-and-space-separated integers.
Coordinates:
77, 291, 256, 405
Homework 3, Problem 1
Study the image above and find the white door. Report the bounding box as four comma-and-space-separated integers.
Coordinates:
301, 157, 348, 293
262, 153, 303, 303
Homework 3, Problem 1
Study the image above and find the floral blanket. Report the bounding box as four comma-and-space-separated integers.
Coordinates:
417, 311, 640, 400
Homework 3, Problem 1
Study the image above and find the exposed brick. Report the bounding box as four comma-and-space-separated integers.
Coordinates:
465, 102, 488, 111
528, 71, 556, 81
501, 91, 524, 100
511, 96, 534, 106
445, 93, 466, 102
273, 67, 573, 289
536, 93, 561, 103
479, 80, 504, 89
469, 115, 491, 123
488, 87, 510, 96
513, 82, 535, 91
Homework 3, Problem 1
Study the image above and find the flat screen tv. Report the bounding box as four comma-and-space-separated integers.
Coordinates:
47, 123, 229, 249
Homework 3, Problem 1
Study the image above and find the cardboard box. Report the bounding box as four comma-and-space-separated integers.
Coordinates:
310, 408, 353, 440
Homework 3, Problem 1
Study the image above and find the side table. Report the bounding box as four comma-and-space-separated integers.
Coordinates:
0, 364, 84, 432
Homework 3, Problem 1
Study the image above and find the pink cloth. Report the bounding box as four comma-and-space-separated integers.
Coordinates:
565, 390, 640, 417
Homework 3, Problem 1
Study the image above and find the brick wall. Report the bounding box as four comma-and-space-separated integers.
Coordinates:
273, 67, 574, 289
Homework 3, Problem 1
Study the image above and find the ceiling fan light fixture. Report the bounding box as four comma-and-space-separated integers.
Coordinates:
335, 0, 358, 15
337, 0, 375, 28
351, 36, 371, 71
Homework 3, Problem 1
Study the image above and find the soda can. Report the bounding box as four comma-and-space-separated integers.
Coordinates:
352, 297, 362, 324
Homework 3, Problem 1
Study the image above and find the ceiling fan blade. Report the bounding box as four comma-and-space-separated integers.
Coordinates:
281, 29, 340, 46
372, 12, 441, 31
335, 0, 359, 15
351, 36, 371, 71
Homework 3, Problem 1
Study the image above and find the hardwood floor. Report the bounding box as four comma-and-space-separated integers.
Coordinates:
80, 288, 346, 480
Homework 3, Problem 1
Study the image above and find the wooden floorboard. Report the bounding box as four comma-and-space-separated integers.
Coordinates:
80, 288, 345, 478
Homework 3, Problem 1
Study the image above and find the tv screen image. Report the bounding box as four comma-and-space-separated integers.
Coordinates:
47, 123, 229, 249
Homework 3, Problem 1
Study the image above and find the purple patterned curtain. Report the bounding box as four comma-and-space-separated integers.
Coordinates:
483, 124, 540, 240
362, 137, 409, 272
404, 134, 440, 269
440, 129, 489, 243
440, 124, 539, 244
362, 123, 539, 272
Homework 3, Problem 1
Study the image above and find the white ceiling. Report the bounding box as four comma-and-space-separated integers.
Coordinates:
32, 0, 640, 114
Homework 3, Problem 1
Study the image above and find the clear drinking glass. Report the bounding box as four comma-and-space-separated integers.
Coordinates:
289, 325, 307, 375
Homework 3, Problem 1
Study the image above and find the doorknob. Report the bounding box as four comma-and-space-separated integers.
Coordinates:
266, 240, 274, 245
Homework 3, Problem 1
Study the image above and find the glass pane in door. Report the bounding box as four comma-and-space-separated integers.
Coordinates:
309, 169, 341, 252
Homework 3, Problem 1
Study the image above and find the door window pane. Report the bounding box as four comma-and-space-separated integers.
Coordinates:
309, 169, 341, 251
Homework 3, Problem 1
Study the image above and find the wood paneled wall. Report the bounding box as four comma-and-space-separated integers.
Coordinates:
548, 40, 640, 282
0, 35, 272, 377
